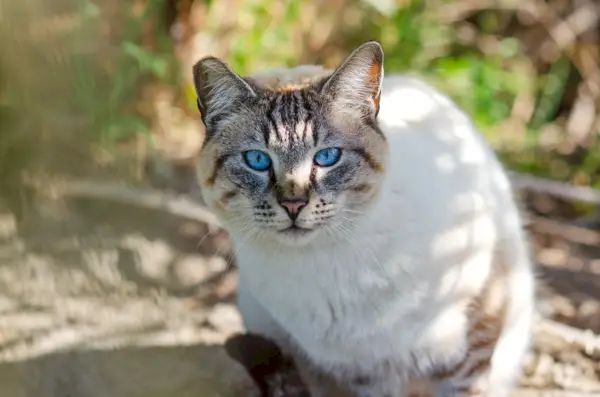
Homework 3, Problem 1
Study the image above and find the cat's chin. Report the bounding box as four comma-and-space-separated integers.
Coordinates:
273, 225, 320, 246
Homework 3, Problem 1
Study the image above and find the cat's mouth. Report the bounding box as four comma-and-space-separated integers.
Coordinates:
276, 224, 318, 239
274, 224, 321, 246
279, 225, 313, 235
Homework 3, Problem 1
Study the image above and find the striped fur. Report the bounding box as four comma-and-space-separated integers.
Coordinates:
192, 42, 387, 247
192, 41, 535, 397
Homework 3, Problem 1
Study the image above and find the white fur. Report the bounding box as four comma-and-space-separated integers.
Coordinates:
234, 75, 535, 394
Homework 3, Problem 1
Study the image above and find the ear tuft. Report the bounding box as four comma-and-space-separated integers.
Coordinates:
192, 57, 256, 131
321, 41, 384, 119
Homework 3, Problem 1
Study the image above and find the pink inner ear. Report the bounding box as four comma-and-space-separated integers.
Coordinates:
367, 63, 382, 110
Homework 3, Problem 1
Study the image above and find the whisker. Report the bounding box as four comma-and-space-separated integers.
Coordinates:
224, 224, 258, 270
211, 221, 257, 286
195, 212, 249, 252
195, 229, 212, 251
341, 208, 367, 216
210, 219, 253, 263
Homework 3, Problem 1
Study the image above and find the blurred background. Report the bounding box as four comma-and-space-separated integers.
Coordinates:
0, 0, 599, 396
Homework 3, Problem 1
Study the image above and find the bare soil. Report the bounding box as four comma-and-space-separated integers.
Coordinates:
0, 173, 598, 397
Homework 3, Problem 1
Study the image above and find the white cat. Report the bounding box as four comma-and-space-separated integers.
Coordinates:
192, 41, 535, 396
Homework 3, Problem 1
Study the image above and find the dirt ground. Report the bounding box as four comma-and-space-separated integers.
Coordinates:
0, 171, 598, 397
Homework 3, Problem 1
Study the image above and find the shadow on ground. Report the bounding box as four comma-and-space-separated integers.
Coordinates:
0, 342, 259, 397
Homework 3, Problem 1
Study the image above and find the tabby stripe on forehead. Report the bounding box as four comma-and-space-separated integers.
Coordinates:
296, 91, 313, 144
301, 90, 319, 145
294, 91, 307, 144
283, 93, 298, 143
290, 91, 300, 124
267, 95, 282, 141
353, 148, 384, 172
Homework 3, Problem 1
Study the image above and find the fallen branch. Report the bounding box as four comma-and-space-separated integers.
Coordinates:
45, 179, 223, 229
535, 318, 600, 358
530, 216, 600, 246
509, 172, 600, 206
513, 389, 600, 397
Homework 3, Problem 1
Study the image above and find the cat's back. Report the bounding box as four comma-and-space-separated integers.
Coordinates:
378, 74, 500, 169
366, 74, 523, 276
376, 74, 515, 217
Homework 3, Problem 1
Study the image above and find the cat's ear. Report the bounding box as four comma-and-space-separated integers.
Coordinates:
192, 57, 256, 129
321, 41, 384, 119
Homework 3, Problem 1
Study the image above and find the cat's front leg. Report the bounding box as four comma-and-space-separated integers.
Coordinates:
292, 352, 349, 397
296, 355, 406, 397
431, 325, 513, 397
433, 354, 504, 397
347, 376, 406, 397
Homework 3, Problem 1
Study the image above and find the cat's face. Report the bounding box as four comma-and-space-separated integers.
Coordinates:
193, 41, 387, 247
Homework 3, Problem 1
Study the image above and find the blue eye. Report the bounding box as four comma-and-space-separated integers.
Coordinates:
314, 147, 342, 167
243, 150, 272, 171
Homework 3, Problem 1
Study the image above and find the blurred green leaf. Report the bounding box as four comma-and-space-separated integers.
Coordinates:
122, 42, 169, 79
106, 116, 148, 141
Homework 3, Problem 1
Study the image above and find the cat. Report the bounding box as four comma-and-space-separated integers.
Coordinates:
191, 41, 536, 397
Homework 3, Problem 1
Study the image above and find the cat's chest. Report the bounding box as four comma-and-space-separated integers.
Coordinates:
237, 246, 432, 363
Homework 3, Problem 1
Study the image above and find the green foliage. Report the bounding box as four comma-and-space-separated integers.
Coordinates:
211, 0, 305, 74
70, 0, 175, 147
365, 1, 599, 187
67, 0, 599, 187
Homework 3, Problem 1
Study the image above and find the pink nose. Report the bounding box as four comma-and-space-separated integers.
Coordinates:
279, 199, 307, 220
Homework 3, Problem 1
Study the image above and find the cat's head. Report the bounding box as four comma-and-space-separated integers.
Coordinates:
192, 41, 388, 247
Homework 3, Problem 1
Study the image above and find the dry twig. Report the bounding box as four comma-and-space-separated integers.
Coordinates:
535, 318, 600, 357
509, 172, 600, 206
513, 390, 600, 397
530, 216, 600, 246
44, 178, 223, 229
